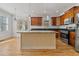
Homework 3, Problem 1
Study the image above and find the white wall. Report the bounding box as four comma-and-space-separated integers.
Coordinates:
12, 18, 16, 37
0, 9, 13, 40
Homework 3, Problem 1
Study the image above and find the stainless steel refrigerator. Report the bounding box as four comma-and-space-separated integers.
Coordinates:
75, 13, 79, 52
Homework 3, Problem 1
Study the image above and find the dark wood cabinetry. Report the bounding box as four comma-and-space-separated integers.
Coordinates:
60, 6, 79, 25
56, 30, 60, 38
31, 17, 42, 26
65, 7, 74, 18
60, 7, 75, 25
69, 32, 75, 47
74, 6, 79, 14
60, 15, 65, 25
59, 6, 79, 47
51, 17, 57, 25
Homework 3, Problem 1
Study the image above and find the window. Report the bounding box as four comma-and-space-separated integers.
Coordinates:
0, 16, 8, 32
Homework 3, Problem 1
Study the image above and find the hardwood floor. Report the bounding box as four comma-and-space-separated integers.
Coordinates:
0, 38, 79, 56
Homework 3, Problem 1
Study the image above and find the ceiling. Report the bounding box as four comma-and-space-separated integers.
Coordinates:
0, 3, 78, 19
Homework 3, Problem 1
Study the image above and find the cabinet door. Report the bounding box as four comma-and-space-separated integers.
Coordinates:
70, 32, 75, 47
60, 15, 64, 25
31, 17, 42, 26
56, 17, 60, 25
51, 17, 56, 25
74, 6, 79, 14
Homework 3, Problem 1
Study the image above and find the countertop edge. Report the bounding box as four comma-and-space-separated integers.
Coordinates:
17, 31, 55, 33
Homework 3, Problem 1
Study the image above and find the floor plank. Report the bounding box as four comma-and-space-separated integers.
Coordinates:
0, 38, 79, 56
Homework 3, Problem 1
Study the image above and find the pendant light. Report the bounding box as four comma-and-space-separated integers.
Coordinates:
14, 8, 17, 21
43, 4, 50, 21
28, 3, 31, 19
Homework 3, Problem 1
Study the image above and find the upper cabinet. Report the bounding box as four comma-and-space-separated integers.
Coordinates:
51, 17, 60, 26
60, 15, 65, 25
56, 17, 60, 26
60, 6, 79, 25
60, 8, 74, 25
31, 17, 42, 26
74, 6, 79, 14
51, 17, 57, 25
65, 7, 74, 18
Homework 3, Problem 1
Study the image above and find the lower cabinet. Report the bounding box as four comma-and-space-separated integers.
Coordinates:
69, 32, 75, 47
55, 30, 60, 38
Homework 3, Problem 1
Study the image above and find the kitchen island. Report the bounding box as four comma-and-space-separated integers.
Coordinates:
17, 31, 56, 50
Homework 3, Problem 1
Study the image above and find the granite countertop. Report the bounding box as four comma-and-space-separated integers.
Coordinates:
17, 26, 75, 33
17, 30, 55, 33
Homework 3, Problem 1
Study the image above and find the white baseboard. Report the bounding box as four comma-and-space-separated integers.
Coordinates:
0, 36, 12, 41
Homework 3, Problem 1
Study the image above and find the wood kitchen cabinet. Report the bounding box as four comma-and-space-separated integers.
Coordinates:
31, 17, 42, 26
51, 17, 57, 25
65, 7, 74, 18
60, 6, 79, 25
60, 6, 75, 25
60, 14, 65, 25
69, 32, 75, 47
55, 30, 60, 38
56, 17, 60, 25
74, 6, 79, 14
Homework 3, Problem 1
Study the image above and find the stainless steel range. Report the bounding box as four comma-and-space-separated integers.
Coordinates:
60, 30, 69, 44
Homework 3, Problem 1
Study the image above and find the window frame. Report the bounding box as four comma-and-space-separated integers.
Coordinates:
0, 16, 9, 32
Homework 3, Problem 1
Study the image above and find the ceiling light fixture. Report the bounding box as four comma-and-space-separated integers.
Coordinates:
28, 4, 31, 19
43, 4, 51, 21
14, 8, 17, 21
